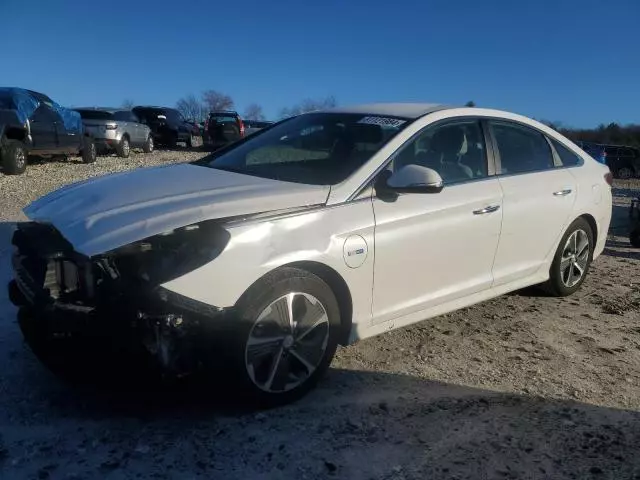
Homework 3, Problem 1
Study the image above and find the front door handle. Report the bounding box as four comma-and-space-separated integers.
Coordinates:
473, 205, 501, 215
553, 189, 573, 196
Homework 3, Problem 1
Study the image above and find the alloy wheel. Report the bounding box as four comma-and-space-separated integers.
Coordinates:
245, 292, 330, 393
148, 136, 154, 152
560, 229, 590, 288
122, 138, 130, 156
15, 148, 26, 169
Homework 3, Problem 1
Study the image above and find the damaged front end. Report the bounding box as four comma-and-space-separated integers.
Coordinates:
9, 220, 233, 377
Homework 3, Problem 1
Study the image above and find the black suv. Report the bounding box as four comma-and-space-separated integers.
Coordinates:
0, 88, 96, 175
205, 111, 245, 149
132, 106, 201, 148
604, 145, 639, 179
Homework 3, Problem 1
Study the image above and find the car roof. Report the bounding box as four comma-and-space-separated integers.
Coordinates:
325, 103, 452, 119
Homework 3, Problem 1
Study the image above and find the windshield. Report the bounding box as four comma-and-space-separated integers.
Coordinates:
195, 112, 410, 185
210, 114, 238, 123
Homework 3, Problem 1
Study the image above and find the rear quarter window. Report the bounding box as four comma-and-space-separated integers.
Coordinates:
551, 140, 583, 167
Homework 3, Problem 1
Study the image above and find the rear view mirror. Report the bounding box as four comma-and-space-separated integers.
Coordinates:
383, 164, 444, 194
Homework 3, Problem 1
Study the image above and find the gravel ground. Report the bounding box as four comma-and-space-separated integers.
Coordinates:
0, 154, 639, 479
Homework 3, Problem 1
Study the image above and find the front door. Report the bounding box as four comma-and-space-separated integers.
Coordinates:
29, 104, 58, 150
488, 120, 577, 286
371, 119, 503, 325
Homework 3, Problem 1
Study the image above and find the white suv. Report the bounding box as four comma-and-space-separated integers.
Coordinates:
10, 103, 613, 406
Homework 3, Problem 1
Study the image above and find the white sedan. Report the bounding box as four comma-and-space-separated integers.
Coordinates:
9, 103, 613, 406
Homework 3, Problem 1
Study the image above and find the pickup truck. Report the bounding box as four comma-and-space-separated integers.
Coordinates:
0, 88, 96, 175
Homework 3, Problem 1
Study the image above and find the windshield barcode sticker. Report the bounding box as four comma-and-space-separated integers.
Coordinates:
357, 116, 406, 127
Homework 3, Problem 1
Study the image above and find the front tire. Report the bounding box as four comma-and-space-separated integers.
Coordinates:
224, 268, 341, 407
544, 218, 594, 297
1, 139, 27, 175
81, 137, 97, 164
116, 136, 130, 158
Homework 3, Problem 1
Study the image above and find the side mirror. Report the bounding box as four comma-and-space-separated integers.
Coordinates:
381, 164, 444, 194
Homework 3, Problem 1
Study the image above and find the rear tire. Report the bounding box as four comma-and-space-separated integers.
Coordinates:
143, 135, 154, 153
116, 136, 130, 158
217, 267, 341, 408
81, 137, 97, 164
1, 139, 27, 175
630, 228, 640, 248
543, 218, 594, 297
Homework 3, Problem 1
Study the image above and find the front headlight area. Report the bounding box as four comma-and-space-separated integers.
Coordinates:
94, 220, 231, 296
90, 220, 232, 375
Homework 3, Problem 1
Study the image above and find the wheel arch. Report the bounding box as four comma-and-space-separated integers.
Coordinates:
578, 213, 598, 242
244, 261, 354, 346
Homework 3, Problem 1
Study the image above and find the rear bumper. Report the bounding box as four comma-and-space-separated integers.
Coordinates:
93, 138, 120, 150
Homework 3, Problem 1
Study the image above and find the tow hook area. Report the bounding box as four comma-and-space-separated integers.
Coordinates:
138, 311, 197, 377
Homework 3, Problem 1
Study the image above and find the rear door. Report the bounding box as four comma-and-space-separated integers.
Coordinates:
129, 111, 146, 144
488, 120, 577, 287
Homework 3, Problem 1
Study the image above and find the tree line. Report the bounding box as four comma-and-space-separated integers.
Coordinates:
549, 122, 640, 149
125, 95, 640, 148
169, 91, 337, 122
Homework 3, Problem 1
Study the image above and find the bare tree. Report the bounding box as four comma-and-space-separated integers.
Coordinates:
202, 90, 234, 113
279, 96, 337, 118
176, 94, 206, 121
122, 99, 134, 109
243, 103, 265, 121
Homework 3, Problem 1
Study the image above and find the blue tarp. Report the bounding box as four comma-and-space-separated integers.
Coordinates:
0, 87, 83, 134
0, 87, 39, 125
51, 100, 83, 134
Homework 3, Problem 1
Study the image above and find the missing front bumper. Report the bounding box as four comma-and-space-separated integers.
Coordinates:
9, 277, 233, 378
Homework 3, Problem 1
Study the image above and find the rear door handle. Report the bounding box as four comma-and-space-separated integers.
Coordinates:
473, 205, 501, 215
553, 189, 573, 196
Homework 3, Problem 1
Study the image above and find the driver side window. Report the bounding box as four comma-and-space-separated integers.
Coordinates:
391, 120, 489, 185
32, 104, 56, 121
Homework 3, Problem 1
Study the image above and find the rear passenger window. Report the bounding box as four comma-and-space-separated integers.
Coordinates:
552, 140, 583, 167
491, 122, 554, 175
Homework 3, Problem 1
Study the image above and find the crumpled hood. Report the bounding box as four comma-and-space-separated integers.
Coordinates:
24, 164, 330, 257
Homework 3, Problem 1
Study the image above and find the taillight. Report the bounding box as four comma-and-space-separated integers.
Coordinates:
604, 171, 613, 186
105, 124, 118, 130
238, 117, 245, 137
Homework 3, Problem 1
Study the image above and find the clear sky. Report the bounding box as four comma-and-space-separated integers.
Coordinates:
1, 0, 638, 127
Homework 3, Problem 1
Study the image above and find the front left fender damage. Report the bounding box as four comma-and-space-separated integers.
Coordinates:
8, 220, 239, 378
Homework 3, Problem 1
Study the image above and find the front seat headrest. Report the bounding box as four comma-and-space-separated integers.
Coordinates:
431, 127, 465, 156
